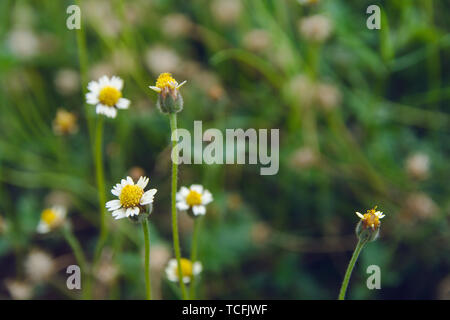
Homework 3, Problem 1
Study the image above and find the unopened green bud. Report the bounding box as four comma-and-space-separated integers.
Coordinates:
355, 220, 379, 242
149, 72, 187, 114
156, 89, 184, 114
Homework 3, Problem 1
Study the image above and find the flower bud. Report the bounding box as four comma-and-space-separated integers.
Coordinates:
355, 219, 379, 242
354, 206, 385, 242
156, 88, 184, 114
149, 73, 186, 114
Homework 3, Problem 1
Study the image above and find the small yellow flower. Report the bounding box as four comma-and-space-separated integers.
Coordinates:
149, 72, 186, 94
37, 206, 66, 234
149, 73, 186, 114
355, 206, 385, 230
165, 258, 202, 284
52, 109, 78, 135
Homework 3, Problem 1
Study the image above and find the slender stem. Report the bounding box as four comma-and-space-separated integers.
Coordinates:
189, 218, 201, 299
94, 117, 107, 262
169, 113, 187, 299
61, 225, 90, 299
75, 0, 94, 142
142, 219, 152, 300
338, 239, 367, 300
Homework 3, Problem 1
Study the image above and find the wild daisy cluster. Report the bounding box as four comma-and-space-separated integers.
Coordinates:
93, 73, 211, 287
38, 73, 214, 295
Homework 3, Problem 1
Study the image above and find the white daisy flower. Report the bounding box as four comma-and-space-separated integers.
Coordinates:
106, 176, 157, 220
37, 206, 67, 234
85, 75, 130, 118
176, 184, 213, 216
165, 258, 202, 284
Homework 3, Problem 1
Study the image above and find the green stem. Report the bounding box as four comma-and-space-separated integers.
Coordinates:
189, 218, 201, 299
62, 224, 90, 299
142, 219, 152, 300
338, 239, 367, 300
94, 117, 107, 262
75, 0, 94, 142
169, 113, 187, 300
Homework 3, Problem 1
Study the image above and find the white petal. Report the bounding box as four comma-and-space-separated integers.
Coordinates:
86, 92, 99, 104
176, 201, 189, 211
176, 80, 187, 89
192, 205, 206, 216
182, 276, 191, 284
149, 86, 161, 93
137, 176, 149, 189
120, 178, 129, 187
166, 268, 177, 282
37, 222, 50, 234
180, 186, 190, 196
87, 80, 100, 93
126, 176, 134, 185
96, 104, 108, 116
168, 259, 177, 268
112, 208, 127, 220
355, 212, 364, 219
126, 208, 134, 217
116, 98, 130, 109
110, 76, 123, 91
99, 75, 110, 87
193, 262, 202, 275
141, 189, 157, 205
176, 186, 189, 201
130, 207, 140, 216
53, 206, 67, 219
106, 107, 117, 118
106, 199, 121, 211
190, 184, 203, 194
201, 190, 213, 205
112, 185, 122, 196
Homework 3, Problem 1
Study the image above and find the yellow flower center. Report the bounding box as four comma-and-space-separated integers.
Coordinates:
155, 72, 177, 89
119, 185, 144, 208
41, 209, 57, 226
175, 258, 193, 278
98, 86, 122, 107
362, 207, 380, 229
186, 190, 202, 206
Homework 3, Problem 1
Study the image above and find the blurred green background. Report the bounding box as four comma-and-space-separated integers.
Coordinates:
0, 0, 449, 299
